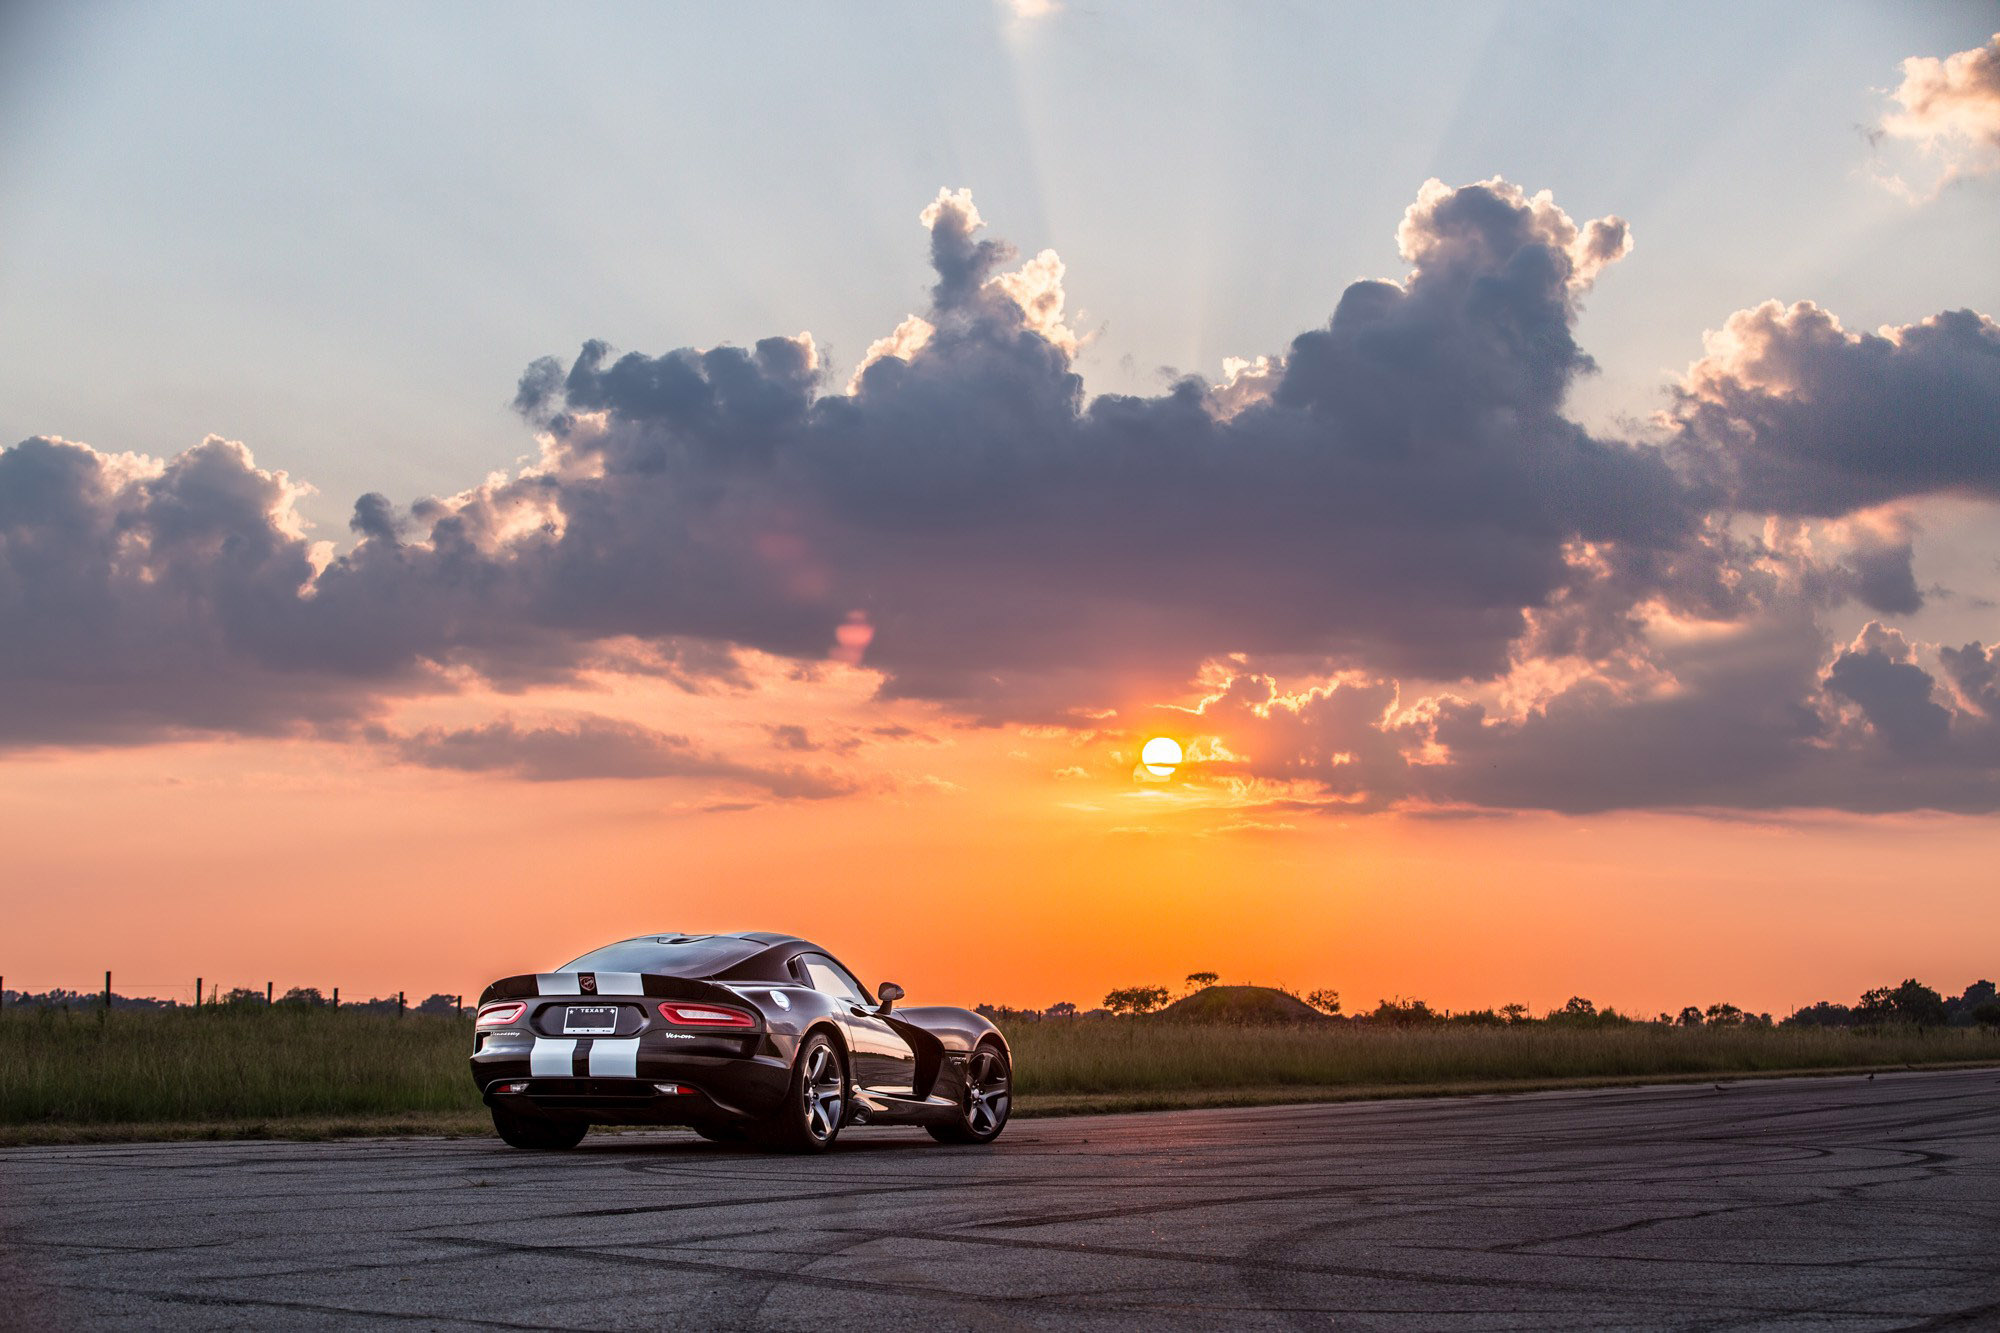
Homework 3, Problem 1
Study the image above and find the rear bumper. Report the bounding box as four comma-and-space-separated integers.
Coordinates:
471, 1045, 790, 1124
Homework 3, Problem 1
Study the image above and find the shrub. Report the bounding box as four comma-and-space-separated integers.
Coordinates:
1103, 986, 1171, 1016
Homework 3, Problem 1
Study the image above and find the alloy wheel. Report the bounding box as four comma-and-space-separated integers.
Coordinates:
966, 1047, 1010, 1135
802, 1040, 844, 1140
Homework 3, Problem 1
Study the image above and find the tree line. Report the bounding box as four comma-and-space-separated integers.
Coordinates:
976, 973, 2000, 1028
0, 986, 467, 1016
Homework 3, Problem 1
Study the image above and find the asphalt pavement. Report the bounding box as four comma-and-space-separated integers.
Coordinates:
2, 1068, 1997, 1330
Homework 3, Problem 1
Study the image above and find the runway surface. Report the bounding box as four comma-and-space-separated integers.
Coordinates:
2, 1068, 1997, 1331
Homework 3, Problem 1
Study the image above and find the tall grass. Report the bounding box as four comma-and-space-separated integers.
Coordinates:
0, 1005, 479, 1125
1002, 1018, 2000, 1094
3, 1006, 1996, 1132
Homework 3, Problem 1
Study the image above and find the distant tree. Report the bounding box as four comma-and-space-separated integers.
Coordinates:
108, 992, 175, 1011
4, 988, 167, 1012
1103, 986, 1171, 1016
1859, 980, 1947, 1027
221, 987, 264, 1006
1548, 996, 1596, 1022
1369, 997, 1440, 1026
1951, 979, 1997, 1023
1306, 988, 1342, 1016
1704, 1002, 1744, 1027
1856, 986, 1896, 1024
1945, 980, 1996, 1026
1185, 972, 1220, 991
1499, 1002, 1530, 1024
1676, 1006, 1705, 1027
974, 1003, 1043, 1023
1971, 1001, 2000, 1029
1045, 1000, 1078, 1018
1450, 1008, 1505, 1026
415, 993, 459, 1016
277, 987, 326, 1008
1887, 979, 1948, 1028
1783, 1000, 1854, 1028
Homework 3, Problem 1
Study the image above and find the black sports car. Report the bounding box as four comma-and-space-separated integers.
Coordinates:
470, 932, 1012, 1152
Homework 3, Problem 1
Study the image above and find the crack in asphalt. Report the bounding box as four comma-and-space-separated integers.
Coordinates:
56, 1283, 557, 1330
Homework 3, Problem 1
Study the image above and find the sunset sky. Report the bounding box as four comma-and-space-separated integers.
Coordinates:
3, 3, 1999, 1018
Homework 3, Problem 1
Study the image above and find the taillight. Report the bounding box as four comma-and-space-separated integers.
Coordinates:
657, 1002, 755, 1027
477, 1001, 527, 1028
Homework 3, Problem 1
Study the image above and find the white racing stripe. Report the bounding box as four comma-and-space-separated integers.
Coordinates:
535, 973, 582, 995
594, 971, 645, 996
530, 1038, 577, 1075
588, 1038, 641, 1077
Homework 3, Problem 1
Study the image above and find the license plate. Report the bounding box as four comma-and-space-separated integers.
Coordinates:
562, 1005, 619, 1035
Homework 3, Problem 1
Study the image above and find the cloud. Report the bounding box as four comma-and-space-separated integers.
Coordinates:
1670, 301, 2000, 515
0, 435, 396, 745
3, 178, 1997, 815
1173, 603, 2000, 816
1940, 639, 2000, 717
1874, 32, 2000, 193
1838, 516, 1923, 616
379, 178, 1691, 723
387, 715, 858, 797
1824, 624, 1950, 756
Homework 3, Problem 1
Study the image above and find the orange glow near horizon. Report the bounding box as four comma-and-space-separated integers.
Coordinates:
4, 687, 1997, 1022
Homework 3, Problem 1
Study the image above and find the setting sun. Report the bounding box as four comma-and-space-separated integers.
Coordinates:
1140, 736, 1184, 779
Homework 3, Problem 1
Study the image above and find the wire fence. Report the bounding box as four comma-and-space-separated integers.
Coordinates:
0, 973, 471, 1017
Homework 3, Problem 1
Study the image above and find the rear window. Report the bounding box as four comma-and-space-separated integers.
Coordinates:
557, 936, 762, 978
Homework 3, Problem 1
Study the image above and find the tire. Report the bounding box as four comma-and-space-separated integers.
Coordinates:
757, 1030, 846, 1153
928, 1042, 1011, 1145
491, 1104, 588, 1150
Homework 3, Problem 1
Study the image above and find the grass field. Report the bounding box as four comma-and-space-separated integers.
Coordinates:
0, 1006, 479, 1140
4, 1006, 1997, 1145
1002, 1017, 2000, 1093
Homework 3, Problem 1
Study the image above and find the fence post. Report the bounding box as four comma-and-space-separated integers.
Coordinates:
104, 971, 112, 1012
195, 977, 202, 1007
455, 994, 463, 1015
333, 986, 340, 1010
397, 990, 406, 1018
1, 975, 6, 1012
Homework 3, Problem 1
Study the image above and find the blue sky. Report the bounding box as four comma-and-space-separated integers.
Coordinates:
4, 1, 1995, 532
7, 3, 2000, 1009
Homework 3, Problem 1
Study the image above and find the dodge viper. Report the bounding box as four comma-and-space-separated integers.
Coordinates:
470, 931, 1011, 1152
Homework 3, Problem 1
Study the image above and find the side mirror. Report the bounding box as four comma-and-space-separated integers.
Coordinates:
876, 982, 905, 1015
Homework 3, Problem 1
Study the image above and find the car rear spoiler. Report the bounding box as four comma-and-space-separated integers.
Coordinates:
478, 972, 761, 1017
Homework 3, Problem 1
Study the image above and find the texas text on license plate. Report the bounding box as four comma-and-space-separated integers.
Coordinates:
562, 1005, 619, 1035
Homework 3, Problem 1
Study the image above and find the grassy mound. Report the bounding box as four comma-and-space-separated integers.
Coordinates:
1155, 985, 1326, 1024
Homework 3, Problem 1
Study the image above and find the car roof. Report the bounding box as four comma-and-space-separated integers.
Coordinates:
621, 931, 809, 948
581, 932, 863, 987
